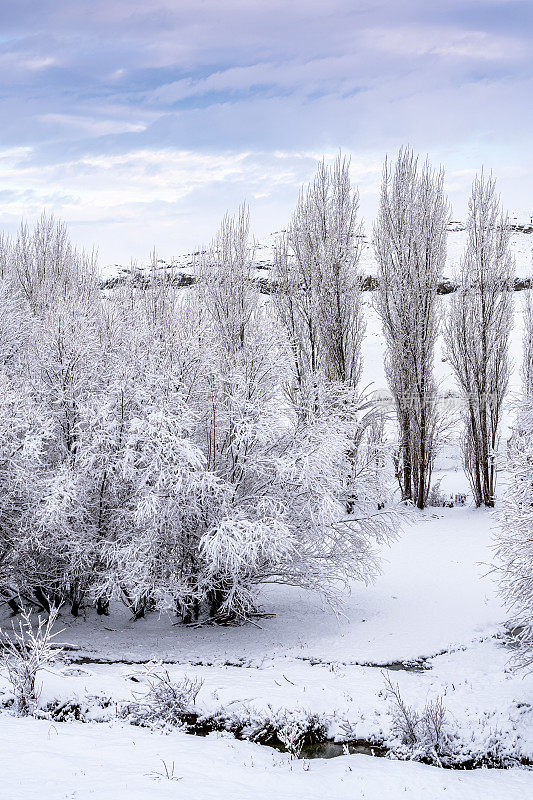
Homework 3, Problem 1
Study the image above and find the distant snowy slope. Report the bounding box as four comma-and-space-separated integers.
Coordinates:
104, 227, 533, 280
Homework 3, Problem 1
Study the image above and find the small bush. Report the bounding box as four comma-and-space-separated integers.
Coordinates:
427, 480, 454, 508
277, 717, 305, 758
235, 706, 328, 754
127, 667, 203, 728
0, 605, 63, 716
383, 674, 453, 766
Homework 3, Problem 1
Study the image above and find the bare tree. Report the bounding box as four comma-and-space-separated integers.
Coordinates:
373, 147, 449, 508
445, 173, 513, 507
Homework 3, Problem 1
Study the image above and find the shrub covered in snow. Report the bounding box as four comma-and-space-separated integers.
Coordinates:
126, 667, 203, 729
383, 674, 454, 766
0, 606, 63, 716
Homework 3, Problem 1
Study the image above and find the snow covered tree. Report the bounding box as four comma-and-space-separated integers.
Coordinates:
373, 147, 449, 508
522, 290, 533, 398
496, 394, 533, 669
0, 214, 113, 614
495, 287, 533, 668
11, 305, 117, 613
197, 204, 256, 357
445, 173, 513, 507
13, 212, 97, 313
273, 154, 365, 414
272, 234, 319, 415
0, 232, 13, 280
186, 206, 399, 621
0, 273, 45, 613
0, 378, 52, 614
191, 208, 296, 617
313, 156, 365, 388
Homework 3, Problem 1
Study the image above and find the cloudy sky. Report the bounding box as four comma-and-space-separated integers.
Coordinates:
0, 0, 531, 268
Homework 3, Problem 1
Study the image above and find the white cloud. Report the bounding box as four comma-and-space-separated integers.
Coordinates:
0, 52, 59, 72
363, 25, 526, 61
24, 56, 58, 70
38, 113, 147, 136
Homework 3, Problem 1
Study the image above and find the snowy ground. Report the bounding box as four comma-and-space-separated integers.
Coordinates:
1, 714, 531, 800
1, 508, 532, 798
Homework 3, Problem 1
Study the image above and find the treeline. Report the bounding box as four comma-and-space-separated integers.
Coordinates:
101, 265, 533, 297
0, 146, 529, 635
0, 160, 398, 623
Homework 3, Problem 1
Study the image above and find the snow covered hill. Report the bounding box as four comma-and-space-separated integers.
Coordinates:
103, 225, 533, 282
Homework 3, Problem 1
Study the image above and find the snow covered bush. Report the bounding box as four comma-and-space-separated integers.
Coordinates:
277, 718, 305, 758
0, 606, 63, 716
210, 704, 328, 753
184, 320, 398, 620
427, 480, 454, 508
96, 390, 223, 620
129, 667, 203, 729
199, 515, 297, 620
383, 674, 453, 766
